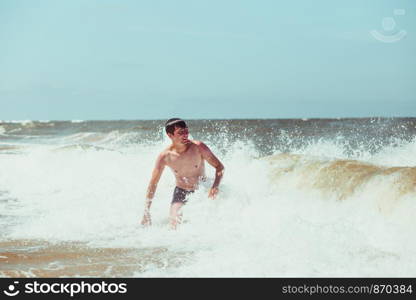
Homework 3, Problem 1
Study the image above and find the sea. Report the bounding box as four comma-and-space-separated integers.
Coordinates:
0, 118, 415, 277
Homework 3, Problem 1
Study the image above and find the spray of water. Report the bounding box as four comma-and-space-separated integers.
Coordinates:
0, 128, 415, 277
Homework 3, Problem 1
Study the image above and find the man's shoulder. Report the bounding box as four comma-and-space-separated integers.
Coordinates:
191, 140, 206, 147
191, 141, 211, 154
191, 140, 206, 151
157, 147, 172, 160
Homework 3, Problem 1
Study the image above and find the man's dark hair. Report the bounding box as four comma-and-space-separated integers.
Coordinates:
165, 118, 187, 135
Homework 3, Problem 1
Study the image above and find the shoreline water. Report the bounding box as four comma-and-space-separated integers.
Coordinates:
1, 118, 415, 277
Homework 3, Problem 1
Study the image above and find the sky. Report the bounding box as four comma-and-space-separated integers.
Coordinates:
0, 0, 415, 120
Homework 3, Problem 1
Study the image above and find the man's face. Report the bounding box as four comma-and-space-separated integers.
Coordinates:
169, 126, 190, 144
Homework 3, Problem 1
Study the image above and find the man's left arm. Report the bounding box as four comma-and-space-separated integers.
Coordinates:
197, 142, 224, 199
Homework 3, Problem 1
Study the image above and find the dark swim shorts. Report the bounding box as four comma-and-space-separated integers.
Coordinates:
171, 186, 194, 204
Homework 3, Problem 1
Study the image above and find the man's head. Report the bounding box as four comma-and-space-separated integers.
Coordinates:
165, 118, 190, 144
165, 118, 187, 134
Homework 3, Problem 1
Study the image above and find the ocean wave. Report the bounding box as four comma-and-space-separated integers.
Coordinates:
1, 119, 416, 277
52, 144, 117, 152
264, 153, 416, 212
61, 132, 108, 144
0, 145, 23, 152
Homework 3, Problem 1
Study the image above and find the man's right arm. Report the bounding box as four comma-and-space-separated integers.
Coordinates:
141, 152, 166, 226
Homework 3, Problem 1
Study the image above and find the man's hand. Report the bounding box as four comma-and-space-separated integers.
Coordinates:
208, 187, 219, 199
141, 212, 152, 226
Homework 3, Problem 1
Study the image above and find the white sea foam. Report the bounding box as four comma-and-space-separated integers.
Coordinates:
9, 120, 34, 125
0, 135, 415, 277
369, 137, 416, 167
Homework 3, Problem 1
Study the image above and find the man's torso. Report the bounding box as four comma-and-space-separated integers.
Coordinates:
163, 141, 206, 190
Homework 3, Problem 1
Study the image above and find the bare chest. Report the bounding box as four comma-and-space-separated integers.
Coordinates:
166, 147, 204, 176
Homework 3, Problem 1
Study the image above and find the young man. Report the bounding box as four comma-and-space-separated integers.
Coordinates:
140, 118, 224, 229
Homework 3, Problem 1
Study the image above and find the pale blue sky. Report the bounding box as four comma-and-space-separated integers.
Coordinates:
0, 0, 415, 120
